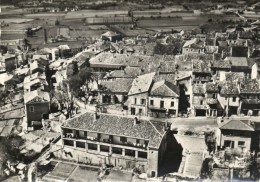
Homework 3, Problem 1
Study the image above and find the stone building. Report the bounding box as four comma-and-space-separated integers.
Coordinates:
59, 112, 169, 177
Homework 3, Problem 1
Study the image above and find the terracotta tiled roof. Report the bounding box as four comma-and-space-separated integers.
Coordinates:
183, 38, 204, 49
211, 60, 231, 69
219, 120, 255, 131
153, 73, 176, 84
220, 82, 239, 95
107, 67, 140, 78
159, 61, 176, 73
100, 79, 133, 93
226, 57, 249, 68
128, 72, 155, 95
205, 83, 219, 93
192, 59, 211, 73
239, 79, 260, 94
150, 80, 179, 97
225, 72, 245, 82
24, 90, 50, 103
62, 112, 166, 148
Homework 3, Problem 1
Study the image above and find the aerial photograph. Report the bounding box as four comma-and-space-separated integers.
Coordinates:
0, 0, 260, 181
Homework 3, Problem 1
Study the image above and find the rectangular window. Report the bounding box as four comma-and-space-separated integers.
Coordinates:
125, 149, 135, 157
238, 141, 245, 146
112, 147, 122, 155
139, 108, 142, 115
200, 100, 203, 105
64, 140, 74, 147
224, 140, 234, 148
212, 94, 216, 99
76, 141, 85, 149
150, 100, 154, 106
120, 137, 127, 143
141, 99, 146, 105
138, 151, 147, 159
171, 102, 174, 107
134, 98, 137, 104
29, 106, 34, 112
160, 101, 164, 108
100, 145, 109, 152
232, 97, 236, 102
88, 143, 97, 151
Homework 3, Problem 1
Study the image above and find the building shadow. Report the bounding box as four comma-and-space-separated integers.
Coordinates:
158, 131, 183, 176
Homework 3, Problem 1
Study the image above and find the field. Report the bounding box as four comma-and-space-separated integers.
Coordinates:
65, 10, 128, 19
67, 166, 99, 182
42, 162, 100, 182
0, 18, 34, 24
103, 170, 133, 182
43, 162, 77, 181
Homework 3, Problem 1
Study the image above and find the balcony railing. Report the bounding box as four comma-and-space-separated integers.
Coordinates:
131, 103, 146, 106
63, 134, 148, 149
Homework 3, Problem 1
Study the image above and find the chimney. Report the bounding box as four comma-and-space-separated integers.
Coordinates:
134, 117, 139, 125
93, 110, 99, 122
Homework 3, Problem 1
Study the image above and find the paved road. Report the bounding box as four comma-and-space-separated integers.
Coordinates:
172, 117, 217, 126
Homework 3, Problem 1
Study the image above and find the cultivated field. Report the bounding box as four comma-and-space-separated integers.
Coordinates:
43, 162, 77, 181
67, 166, 99, 182
65, 10, 128, 19
0, 18, 34, 24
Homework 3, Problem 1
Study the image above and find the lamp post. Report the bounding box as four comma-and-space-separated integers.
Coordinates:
229, 163, 234, 182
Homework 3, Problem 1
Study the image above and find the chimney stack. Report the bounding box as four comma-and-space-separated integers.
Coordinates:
134, 117, 139, 125
93, 111, 98, 122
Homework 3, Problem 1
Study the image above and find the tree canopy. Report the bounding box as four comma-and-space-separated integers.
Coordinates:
0, 135, 25, 179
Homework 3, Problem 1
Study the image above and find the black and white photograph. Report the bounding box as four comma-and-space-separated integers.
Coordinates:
0, 0, 260, 181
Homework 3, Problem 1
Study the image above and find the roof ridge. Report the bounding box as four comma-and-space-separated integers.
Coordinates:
147, 120, 163, 137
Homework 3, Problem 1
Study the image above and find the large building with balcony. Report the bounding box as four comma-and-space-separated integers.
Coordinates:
60, 112, 169, 177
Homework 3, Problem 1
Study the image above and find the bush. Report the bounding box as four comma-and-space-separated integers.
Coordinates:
55, 19, 60, 26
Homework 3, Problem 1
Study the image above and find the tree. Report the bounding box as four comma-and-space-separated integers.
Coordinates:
66, 61, 79, 77
52, 81, 75, 119
72, 61, 79, 75
26, 28, 34, 37
68, 67, 94, 105
0, 89, 15, 107
45, 64, 56, 90
23, 38, 31, 50
82, 18, 86, 23
205, 131, 216, 154
55, 19, 60, 26
0, 90, 8, 106
0, 135, 25, 179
